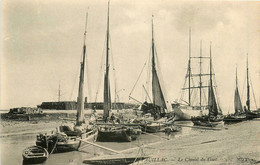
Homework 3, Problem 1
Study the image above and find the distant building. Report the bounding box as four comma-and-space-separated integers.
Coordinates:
9, 107, 43, 114
38, 101, 138, 110
38, 101, 77, 110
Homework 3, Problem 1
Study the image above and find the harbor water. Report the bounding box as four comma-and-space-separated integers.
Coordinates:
1, 121, 196, 165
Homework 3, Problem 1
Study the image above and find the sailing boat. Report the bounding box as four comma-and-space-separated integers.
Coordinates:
36, 13, 98, 153
191, 43, 224, 127
174, 30, 208, 120
223, 68, 247, 123
130, 16, 174, 133
244, 55, 260, 119
96, 1, 141, 142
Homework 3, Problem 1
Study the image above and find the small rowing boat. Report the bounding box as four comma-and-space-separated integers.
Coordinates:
22, 146, 49, 164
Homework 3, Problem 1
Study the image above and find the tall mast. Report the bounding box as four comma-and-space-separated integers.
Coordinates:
199, 40, 202, 107
208, 41, 213, 112
103, 1, 111, 119
209, 42, 212, 88
188, 28, 191, 105
151, 16, 155, 105
236, 66, 238, 89
246, 54, 250, 111
76, 12, 88, 126
58, 81, 61, 102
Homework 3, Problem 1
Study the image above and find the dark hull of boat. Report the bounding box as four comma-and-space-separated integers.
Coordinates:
141, 124, 167, 133
23, 157, 48, 164
22, 146, 48, 164
83, 156, 149, 165
55, 140, 81, 153
97, 127, 141, 142
36, 135, 81, 153
246, 112, 260, 119
223, 115, 247, 124
192, 120, 224, 127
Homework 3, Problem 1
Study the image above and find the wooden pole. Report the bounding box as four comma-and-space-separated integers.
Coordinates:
174, 124, 224, 130
80, 139, 120, 154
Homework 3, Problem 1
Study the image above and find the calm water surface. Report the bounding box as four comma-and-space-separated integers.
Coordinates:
1, 121, 197, 165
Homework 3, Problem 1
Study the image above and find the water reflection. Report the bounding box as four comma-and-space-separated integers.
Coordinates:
1, 121, 197, 165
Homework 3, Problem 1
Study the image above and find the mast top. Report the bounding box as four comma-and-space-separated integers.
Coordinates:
83, 12, 88, 46
152, 15, 154, 42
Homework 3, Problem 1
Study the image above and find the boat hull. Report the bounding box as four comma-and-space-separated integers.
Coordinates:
97, 126, 141, 142
174, 106, 208, 121
141, 123, 167, 133
22, 146, 48, 164
192, 120, 224, 127
223, 115, 247, 124
246, 111, 260, 119
55, 139, 81, 152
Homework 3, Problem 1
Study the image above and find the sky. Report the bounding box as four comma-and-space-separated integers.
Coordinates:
1, 0, 260, 114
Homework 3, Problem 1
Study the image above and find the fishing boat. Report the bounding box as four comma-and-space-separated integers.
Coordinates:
191, 43, 224, 127
22, 146, 49, 164
96, 1, 141, 142
223, 68, 247, 124
129, 16, 174, 133
174, 31, 209, 120
97, 125, 141, 142
243, 55, 260, 119
36, 13, 98, 152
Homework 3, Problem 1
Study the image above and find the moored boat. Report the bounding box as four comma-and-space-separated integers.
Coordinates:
97, 125, 141, 142
95, 1, 141, 142
244, 55, 259, 119
22, 146, 49, 164
191, 43, 224, 127
174, 31, 209, 120
223, 67, 247, 124
129, 16, 174, 133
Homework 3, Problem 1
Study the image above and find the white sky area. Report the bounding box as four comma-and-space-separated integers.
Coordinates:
1, 0, 260, 114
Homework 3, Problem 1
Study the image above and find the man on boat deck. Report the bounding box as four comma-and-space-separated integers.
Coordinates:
110, 113, 116, 124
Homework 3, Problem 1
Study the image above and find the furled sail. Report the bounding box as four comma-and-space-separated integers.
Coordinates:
103, 70, 111, 119
234, 87, 243, 114
208, 85, 218, 117
76, 15, 88, 126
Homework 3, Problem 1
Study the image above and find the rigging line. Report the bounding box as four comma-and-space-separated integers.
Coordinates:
94, 32, 107, 102
109, 34, 118, 104
191, 87, 198, 106
146, 46, 152, 101
85, 51, 92, 102
241, 70, 246, 104
249, 74, 258, 109
211, 65, 221, 108
180, 66, 189, 103
129, 52, 150, 97
70, 57, 81, 101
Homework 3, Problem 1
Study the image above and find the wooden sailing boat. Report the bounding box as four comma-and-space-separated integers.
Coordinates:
130, 16, 174, 133
191, 43, 224, 127
174, 30, 209, 120
36, 13, 98, 153
96, 1, 141, 142
244, 55, 260, 119
223, 68, 247, 123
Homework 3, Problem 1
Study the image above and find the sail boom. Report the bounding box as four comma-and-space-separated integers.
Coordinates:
186, 73, 215, 77
182, 85, 216, 89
